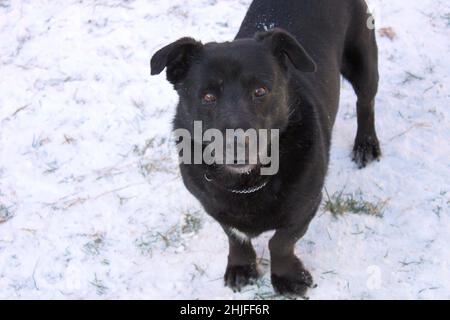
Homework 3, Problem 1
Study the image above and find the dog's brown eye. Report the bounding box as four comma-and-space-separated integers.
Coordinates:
254, 87, 268, 98
202, 93, 217, 104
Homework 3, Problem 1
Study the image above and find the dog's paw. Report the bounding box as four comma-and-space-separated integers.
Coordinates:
224, 263, 259, 292
352, 134, 381, 169
271, 264, 314, 297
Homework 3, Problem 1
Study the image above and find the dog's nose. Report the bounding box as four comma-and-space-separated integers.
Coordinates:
218, 109, 254, 132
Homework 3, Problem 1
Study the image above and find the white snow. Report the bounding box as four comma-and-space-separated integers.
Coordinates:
0, 0, 449, 299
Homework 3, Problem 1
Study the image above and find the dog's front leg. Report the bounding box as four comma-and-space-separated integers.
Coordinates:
269, 223, 314, 297
221, 225, 259, 292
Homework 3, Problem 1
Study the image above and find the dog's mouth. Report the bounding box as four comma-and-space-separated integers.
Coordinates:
225, 163, 259, 175
221, 144, 270, 175
205, 162, 269, 195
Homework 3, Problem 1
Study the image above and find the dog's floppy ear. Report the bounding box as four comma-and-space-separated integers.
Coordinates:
256, 28, 316, 73
150, 37, 203, 84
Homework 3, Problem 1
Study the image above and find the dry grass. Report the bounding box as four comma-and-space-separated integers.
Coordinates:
0, 204, 14, 224
324, 189, 388, 218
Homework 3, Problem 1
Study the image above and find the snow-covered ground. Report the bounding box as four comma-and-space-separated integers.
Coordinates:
0, 0, 449, 299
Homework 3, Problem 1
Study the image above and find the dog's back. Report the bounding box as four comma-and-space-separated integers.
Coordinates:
237, 0, 370, 55
236, 0, 375, 138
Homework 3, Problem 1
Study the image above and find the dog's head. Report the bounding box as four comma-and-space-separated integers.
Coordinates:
151, 28, 316, 175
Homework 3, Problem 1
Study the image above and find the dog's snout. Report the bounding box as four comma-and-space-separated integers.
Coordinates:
217, 110, 254, 132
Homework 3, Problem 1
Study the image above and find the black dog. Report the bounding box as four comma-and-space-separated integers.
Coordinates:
151, 0, 381, 296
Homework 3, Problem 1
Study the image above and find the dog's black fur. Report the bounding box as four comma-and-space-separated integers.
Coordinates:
151, 0, 381, 296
